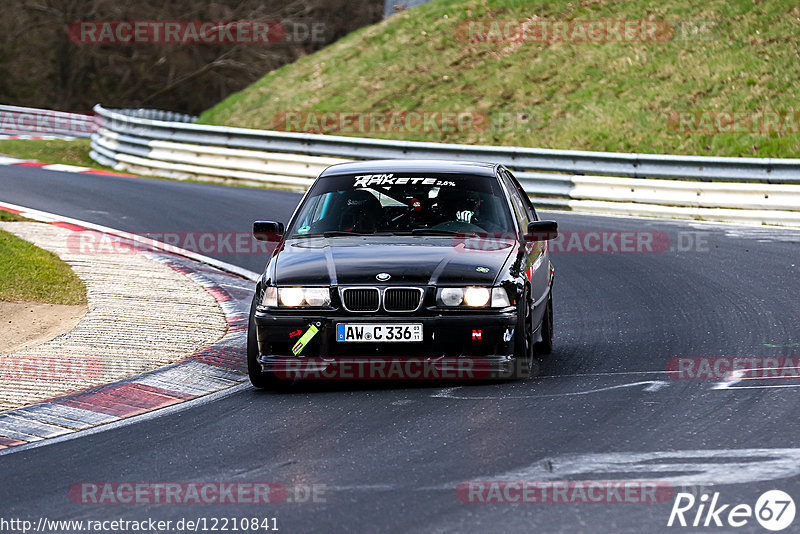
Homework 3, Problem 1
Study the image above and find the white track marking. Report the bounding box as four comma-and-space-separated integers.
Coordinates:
0, 156, 28, 165
41, 164, 91, 173
432, 380, 669, 400
425, 449, 800, 489
713, 366, 800, 391
538, 370, 669, 378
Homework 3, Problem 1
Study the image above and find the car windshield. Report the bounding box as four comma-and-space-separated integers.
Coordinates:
287, 173, 515, 238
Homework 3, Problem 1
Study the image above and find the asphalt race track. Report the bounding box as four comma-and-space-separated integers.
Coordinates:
2, 166, 800, 533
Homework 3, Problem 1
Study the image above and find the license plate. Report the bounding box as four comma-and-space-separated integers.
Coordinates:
336, 323, 422, 343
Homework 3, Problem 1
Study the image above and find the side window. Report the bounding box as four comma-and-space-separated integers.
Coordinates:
296, 193, 326, 229
500, 171, 531, 231
505, 169, 538, 221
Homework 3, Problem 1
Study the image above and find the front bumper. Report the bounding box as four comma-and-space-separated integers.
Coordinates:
254, 310, 517, 379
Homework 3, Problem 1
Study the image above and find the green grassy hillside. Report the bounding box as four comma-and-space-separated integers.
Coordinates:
199, 0, 800, 158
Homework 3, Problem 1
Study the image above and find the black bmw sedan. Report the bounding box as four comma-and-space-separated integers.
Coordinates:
248, 159, 557, 387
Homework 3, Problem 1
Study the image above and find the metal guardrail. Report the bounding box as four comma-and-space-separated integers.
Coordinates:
0, 104, 98, 138
103, 108, 197, 123
91, 105, 800, 226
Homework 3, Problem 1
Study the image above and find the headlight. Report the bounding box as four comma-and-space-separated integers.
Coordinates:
437, 287, 511, 308
262, 287, 331, 308
440, 287, 464, 306
464, 287, 490, 307
279, 287, 305, 307
302, 288, 330, 307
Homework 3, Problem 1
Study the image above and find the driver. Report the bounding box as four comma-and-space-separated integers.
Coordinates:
434, 187, 482, 226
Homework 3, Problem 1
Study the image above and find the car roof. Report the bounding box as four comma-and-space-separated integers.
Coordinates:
318, 159, 499, 177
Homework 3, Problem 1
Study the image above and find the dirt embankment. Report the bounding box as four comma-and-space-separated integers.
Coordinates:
0, 302, 86, 355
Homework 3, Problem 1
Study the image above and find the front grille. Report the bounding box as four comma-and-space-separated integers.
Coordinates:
341, 287, 380, 312
384, 287, 423, 312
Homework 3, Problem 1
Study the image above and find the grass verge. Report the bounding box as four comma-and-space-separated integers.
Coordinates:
0, 138, 119, 170
0, 211, 32, 222
0, 222, 87, 305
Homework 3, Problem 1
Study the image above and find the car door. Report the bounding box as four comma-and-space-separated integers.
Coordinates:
499, 169, 550, 325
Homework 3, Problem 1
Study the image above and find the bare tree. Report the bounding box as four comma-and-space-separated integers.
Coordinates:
0, 0, 383, 113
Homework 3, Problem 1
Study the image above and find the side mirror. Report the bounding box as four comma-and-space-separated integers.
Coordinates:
526, 220, 558, 241
253, 221, 285, 242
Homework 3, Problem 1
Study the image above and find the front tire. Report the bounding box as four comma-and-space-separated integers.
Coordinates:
247, 293, 283, 389
512, 289, 536, 380
534, 289, 553, 356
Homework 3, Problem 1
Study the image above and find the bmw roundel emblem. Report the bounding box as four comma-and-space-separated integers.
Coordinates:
376, 272, 391, 281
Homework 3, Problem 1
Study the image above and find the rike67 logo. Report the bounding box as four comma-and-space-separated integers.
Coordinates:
668, 490, 795, 531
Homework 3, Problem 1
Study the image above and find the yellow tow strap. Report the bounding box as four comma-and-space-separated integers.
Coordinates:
292, 325, 319, 356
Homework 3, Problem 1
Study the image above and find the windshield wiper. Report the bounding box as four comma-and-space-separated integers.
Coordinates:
410, 229, 481, 237
292, 231, 370, 238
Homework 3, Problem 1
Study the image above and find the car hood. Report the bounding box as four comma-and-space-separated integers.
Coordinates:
272, 235, 515, 286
